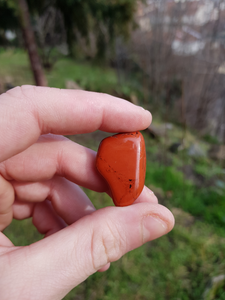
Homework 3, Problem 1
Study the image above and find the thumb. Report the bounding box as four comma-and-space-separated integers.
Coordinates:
1, 203, 174, 300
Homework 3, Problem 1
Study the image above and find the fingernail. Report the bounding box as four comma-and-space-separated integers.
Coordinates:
142, 216, 167, 243
146, 187, 157, 197
144, 187, 158, 203
145, 110, 152, 117
146, 187, 154, 195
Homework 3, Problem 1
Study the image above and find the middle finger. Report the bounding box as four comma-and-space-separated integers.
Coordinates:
13, 176, 96, 225
1, 134, 107, 193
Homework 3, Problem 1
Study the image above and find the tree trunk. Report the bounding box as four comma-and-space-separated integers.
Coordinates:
17, 0, 47, 86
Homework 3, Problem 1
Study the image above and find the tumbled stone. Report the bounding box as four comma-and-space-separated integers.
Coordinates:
96, 131, 146, 206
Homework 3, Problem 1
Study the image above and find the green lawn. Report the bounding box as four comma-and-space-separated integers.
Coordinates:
1, 48, 225, 300
0, 48, 121, 94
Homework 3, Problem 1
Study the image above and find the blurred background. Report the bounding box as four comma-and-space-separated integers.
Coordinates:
1, 0, 225, 299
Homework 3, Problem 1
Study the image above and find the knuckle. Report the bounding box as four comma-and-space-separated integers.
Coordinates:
4, 86, 38, 126
91, 221, 126, 269
5, 85, 33, 101
0, 175, 14, 199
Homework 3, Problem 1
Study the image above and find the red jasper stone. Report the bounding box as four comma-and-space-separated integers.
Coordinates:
96, 131, 146, 206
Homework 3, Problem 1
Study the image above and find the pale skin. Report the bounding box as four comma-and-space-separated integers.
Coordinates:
0, 85, 175, 300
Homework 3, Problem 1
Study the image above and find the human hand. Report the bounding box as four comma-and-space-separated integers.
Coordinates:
0, 86, 174, 300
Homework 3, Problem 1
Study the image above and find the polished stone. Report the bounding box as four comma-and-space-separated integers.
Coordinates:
96, 131, 146, 206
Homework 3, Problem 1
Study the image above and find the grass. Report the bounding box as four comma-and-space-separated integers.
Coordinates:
0, 48, 33, 85
46, 57, 118, 92
1, 48, 225, 300
0, 48, 134, 97
0, 48, 118, 91
146, 161, 225, 228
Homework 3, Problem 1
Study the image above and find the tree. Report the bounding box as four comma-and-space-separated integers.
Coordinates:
1, 0, 140, 85
0, 0, 19, 45
26, 0, 140, 59
17, 0, 47, 86
0, 0, 47, 86
130, 0, 225, 141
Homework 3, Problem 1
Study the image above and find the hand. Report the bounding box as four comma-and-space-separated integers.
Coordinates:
0, 86, 174, 300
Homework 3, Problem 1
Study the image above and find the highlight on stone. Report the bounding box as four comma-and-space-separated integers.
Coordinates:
96, 131, 146, 206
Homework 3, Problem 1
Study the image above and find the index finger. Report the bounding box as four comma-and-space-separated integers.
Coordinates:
0, 85, 151, 163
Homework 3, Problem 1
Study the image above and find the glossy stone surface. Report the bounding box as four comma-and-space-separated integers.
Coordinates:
96, 131, 146, 206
